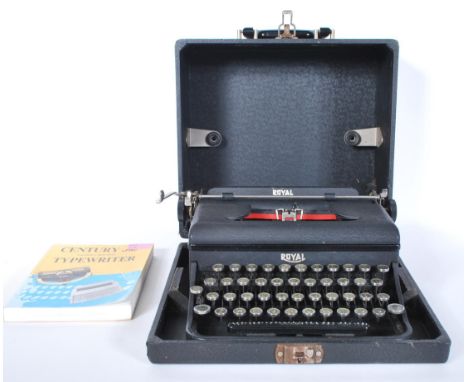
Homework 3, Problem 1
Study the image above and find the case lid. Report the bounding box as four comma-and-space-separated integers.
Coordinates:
175, 39, 398, 236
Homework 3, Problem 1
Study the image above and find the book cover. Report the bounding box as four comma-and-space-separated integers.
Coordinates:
4, 243, 153, 322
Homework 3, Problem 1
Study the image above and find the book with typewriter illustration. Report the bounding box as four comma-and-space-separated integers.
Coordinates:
4, 244, 153, 322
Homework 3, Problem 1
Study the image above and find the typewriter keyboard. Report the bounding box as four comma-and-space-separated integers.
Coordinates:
189, 262, 410, 337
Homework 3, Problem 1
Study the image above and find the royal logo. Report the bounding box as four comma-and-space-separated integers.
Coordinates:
272, 188, 294, 196
280, 253, 306, 263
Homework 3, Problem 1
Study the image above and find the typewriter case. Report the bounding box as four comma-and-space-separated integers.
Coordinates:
147, 39, 450, 363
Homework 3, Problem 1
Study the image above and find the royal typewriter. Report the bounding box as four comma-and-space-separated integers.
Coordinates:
147, 11, 450, 364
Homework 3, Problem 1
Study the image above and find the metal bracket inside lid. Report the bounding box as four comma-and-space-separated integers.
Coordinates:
344, 127, 384, 147
186, 128, 223, 148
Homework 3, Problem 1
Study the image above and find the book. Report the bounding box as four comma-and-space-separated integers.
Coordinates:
3, 244, 153, 322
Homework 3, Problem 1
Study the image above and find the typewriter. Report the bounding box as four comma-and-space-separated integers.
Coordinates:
146, 11, 450, 364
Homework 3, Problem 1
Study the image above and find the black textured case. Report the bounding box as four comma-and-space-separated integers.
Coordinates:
147, 39, 450, 364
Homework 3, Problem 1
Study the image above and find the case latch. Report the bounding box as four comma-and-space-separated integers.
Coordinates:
238, 10, 335, 40
277, 10, 297, 39
275, 343, 324, 364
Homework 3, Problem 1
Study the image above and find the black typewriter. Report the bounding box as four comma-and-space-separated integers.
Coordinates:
146, 11, 450, 364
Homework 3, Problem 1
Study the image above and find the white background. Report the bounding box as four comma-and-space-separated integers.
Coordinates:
0, 1, 465, 381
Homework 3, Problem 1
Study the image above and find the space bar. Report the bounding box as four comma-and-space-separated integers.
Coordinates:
227, 320, 369, 335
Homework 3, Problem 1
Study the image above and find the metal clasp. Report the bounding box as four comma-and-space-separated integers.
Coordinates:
277, 10, 298, 39
276, 343, 324, 364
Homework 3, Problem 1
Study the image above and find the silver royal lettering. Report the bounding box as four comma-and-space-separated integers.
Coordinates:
280, 253, 306, 263
272, 189, 294, 196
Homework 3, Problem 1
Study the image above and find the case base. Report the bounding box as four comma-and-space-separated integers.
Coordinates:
146, 244, 450, 364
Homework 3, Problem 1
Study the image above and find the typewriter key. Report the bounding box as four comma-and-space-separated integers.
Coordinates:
287, 277, 300, 289
343, 263, 355, 272
271, 277, 284, 287
387, 303, 405, 315
377, 264, 390, 282
206, 291, 219, 307
311, 264, 323, 277
229, 263, 241, 273
343, 292, 356, 307
233, 307, 247, 319
326, 292, 339, 308
220, 277, 233, 290
291, 292, 305, 307
237, 277, 250, 292
308, 292, 322, 302
327, 264, 339, 278
255, 277, 268, 290
212, 263, 224, 274
278, 263, 291, 274
262, 264, 275, 277
337, 277, 349, 287
354, 307, 368, 320
376, 292, 390, 306
246, 263, 258, 278
319, 307, 333, 321
372, 307, 386, 321
376, 264, 390, 274
320, 277, 333, 287
267, 307, 281, 320
193, 304, 211, 316
270, 277, 284, 292
294, 263, 308, 276
204, 277, 218, 289
258, 292, 271, 308
275, 292, 289, 308
190, 285, 204, 295
240, 292, 254, 308
354, 277, 366, 293
214, 307, 228, 319
284, 307, 298, 320
249, 306, 263, 319
320, 277, 333, 292
359, 292, 373, 307
223, 292, 237, 308
371, 277, 384, 293
304, 278, 317, 290
302, 307, 316, 319
308, 292, 322, 307
358, 264, 371, 276
337, 307, 350, 320
337, 277, 350, 291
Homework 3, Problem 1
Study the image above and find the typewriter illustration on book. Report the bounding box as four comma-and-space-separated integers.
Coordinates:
37, 267, 91, 284
146, 11, 450, 364
70, 280, 122, 304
